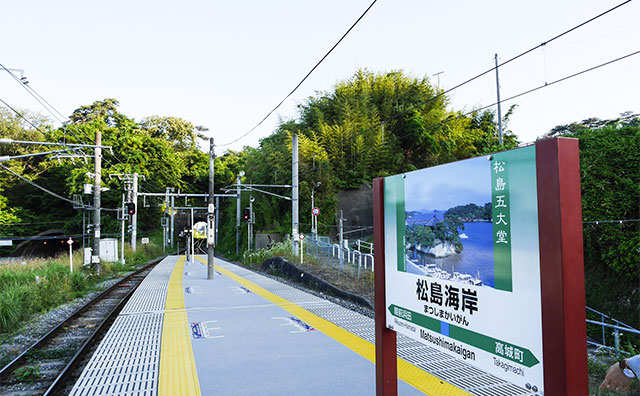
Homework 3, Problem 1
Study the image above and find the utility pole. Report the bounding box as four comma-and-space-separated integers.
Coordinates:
495, 53, 503, 145
248, 196, 255, 251
215, 196, 220, 246
92, 128, 101, 273
236, 172, 242, 255
292, 134, 299, 255
170, 189, 175, 249
207, 138, 215, 280
121, 193, 125, 264
433, 71, 444, 89
190, 207, 195, 264
163, 188, 169, 253
131, 173, 139, 252
311, 182, 321, 239
339, 210, 346, 268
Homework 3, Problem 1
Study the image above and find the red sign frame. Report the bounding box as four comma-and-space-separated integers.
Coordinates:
373, 138, 588, 395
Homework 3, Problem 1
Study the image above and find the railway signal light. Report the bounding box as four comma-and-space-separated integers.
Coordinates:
243, 208, 250, 222
126, 202, 136, 215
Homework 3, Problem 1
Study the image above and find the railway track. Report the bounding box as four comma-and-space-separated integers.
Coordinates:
0, 257, 163, 396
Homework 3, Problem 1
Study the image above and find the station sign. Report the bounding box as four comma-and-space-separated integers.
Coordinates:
382, 143, 577, 394
193, 221, 207, 239
0, 240, 12, 246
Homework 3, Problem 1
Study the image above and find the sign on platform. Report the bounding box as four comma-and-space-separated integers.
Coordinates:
0, 240, 12, 246
193, 221, 207, 239
384, 145, 544, 392
141, 237, 150, 244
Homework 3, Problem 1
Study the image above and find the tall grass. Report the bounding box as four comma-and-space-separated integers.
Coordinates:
0, 238, 165, 334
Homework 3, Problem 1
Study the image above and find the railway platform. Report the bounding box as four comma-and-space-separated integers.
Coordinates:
68, 255, 526, 396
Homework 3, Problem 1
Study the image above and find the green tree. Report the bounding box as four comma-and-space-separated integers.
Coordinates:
543, 115, 639, 327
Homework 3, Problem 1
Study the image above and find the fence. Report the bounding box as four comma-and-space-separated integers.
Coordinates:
304, 236, 374, 279
586, 306, 640, 355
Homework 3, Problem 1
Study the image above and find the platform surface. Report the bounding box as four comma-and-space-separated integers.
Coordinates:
70, 255, 531, 396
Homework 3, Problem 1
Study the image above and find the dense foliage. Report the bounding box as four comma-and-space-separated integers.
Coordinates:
214, 69, 516, 256
543, 115, 640, 326
0, 69, 636, 329
0, 100, 219, 251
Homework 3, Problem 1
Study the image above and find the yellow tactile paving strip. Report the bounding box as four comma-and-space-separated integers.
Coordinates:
159, 256, 201, 396
196, 256, 471, 396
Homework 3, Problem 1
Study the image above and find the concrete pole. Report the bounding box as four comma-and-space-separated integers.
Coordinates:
131, 173, 138, 252
170, 192, 175, 249
190, 207, 194, 264
163, 188, 169, 254
92, 127, 101, 273
292, 134, 299, 255
207, 137, 215, 280
215, 196, 220, 246
339, 210, 345, 268
311, 189, 315, 239
236, 174, 241, 255
121, 193, 125, 264
82, 211, 86, 266
495, 53, 503, 145
249, 197, 254, 251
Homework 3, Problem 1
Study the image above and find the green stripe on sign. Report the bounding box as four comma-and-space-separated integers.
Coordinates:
491, 153, 513, 291
388, 304, 539, 368
385, 175, 406, 272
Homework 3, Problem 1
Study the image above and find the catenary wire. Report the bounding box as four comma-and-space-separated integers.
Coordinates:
0, 62, 66, 124
0, 66, 166, 193
217, 0, 378, 147
313, 0, 634, 155
337, 49, 640, 164
0, 163, 119, 211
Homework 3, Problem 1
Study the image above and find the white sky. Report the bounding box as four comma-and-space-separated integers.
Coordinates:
404, 156, 491, 211
1, 0, 638, 156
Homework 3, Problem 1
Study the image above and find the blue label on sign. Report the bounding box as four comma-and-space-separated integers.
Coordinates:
191, 322, 204, 339
185, 287, 192, 293
240, 286, 252, 294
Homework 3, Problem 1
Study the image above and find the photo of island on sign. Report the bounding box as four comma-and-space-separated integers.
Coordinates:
403, 156, 497, 289
383, 145, 545, 393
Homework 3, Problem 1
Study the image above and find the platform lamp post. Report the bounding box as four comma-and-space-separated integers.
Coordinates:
311, 182, 321, 239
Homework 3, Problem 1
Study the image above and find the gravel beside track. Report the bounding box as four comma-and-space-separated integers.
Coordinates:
0, 263, 158, 396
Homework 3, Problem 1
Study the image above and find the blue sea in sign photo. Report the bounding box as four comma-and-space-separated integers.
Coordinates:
403, 155, 495, 288
405, 221, 495, 288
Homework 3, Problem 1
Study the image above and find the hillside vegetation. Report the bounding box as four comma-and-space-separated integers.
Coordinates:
0, 70, 637, 328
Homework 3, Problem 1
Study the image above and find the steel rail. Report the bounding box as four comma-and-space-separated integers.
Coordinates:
0, 255, 165, 383
43, 262, 159, 395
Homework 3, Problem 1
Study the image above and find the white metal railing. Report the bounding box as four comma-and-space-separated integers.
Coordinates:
309, 236, 374, 278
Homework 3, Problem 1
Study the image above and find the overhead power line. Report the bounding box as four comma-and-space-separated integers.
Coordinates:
0, 62, 66, 124
0, 163, 119, 212
0, 96, 49, 136
217, 0, 378, 147
325, 0, 633, 153
341, 49, 640, 163
0, 67, 165, 193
